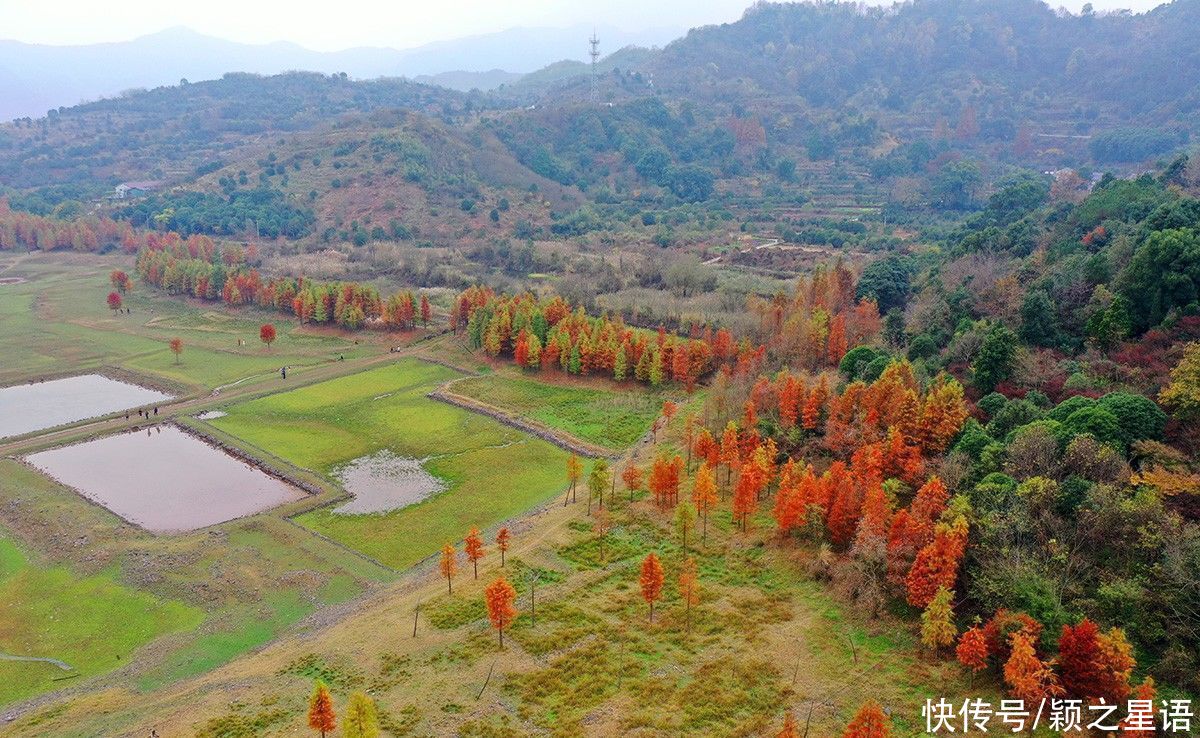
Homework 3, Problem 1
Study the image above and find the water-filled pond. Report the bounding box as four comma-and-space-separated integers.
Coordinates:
25, 425, 306, 533
0, 374, 173, 439
333, 450, 446, 514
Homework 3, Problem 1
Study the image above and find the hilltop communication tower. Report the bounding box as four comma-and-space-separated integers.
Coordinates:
589, 31, 600, 100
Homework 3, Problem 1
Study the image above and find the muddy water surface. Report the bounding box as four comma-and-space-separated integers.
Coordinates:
0, 374, 172, 439
333, 450, 446, 514
25, 425, 306, 533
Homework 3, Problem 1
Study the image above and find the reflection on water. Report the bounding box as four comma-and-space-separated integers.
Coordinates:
0, 374, 172, 439
333, 450, 446, 515
25, 425, 306, 533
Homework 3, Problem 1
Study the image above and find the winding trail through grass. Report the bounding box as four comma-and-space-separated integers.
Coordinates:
0, 653, 73, 671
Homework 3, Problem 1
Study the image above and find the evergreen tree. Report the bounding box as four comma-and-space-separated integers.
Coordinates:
972, 324, 1017, 393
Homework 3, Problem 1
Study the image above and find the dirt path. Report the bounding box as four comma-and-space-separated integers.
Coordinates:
703, 236, 781, 265
428, 381, 616, 459
0, 653, 72, 671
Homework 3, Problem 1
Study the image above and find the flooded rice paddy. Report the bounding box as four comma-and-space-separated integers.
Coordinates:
332, 450, 446, 514
25, 425, 306, 533
0, 374, 172, 439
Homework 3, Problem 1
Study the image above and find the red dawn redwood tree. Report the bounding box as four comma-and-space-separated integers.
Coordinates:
639, 552, 664, 622
308, 681, 337, 737
464, 527, 485, 579
484, 575, 518, 647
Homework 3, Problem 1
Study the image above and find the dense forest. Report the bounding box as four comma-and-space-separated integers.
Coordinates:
2, 0, 1199, 252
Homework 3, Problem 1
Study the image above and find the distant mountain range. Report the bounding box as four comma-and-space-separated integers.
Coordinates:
0, 24, 681, 120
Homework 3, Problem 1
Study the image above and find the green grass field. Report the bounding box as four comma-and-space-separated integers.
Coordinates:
208, 360, 573, 568
0, 458, 392, 707
0, 254, 376, 391
0, 537, 203, 705
450, 373, 673, 450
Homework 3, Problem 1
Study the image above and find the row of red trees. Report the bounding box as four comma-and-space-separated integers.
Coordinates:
0, 200, 252, 261
453, 286, 779, 388
135, 244, 431, 331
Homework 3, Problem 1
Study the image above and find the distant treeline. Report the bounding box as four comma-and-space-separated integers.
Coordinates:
0, 199, 142, 253
119, 188, 316, 240
134, 237, 429, 331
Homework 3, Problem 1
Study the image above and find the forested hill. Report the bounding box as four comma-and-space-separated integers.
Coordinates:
0, 73, 476, 190
3, 0, 1199, 231
641, 0, 1199, 127
649, 0, 1198, 113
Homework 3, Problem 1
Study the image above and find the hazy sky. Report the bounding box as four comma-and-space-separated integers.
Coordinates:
0, 0, 1171, 51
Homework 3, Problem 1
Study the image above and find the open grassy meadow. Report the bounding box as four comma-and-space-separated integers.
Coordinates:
0, 536, 203, 705
0, 253, 382, 392
449, 372, 676, 451
0, 457, 392, 708
207, 359, 575, 569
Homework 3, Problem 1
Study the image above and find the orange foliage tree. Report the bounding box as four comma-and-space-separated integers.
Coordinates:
648, 455, 673, 509
956, 625, 990, 678
661, 400, 678, 425
886, 476, 949, 587
1003, 631, 1062, 705
1058, 618, 1135, 704
484, 575, 518, 646
826, 462, 862, 547
778, 712, 799, 738
732, 461, 760, 532
854, 483, 893, 548
439, 544, 457, 594
495, 527, 511, 567
464, 527, 485, 579
622, 460, 644, 502
905, 516, 968, 608
772, 459, 803, 535
1120, 678, 1157, 734
693, 427, 719, 468
719, 421, 740, 491
639, 552, 665, 622
982, 609, 1043, 665
308, 681, 337, 738
110, 269, 131, 294
842, 700, 892, 738
692, 462, 719, 545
